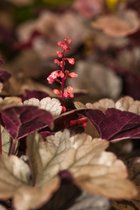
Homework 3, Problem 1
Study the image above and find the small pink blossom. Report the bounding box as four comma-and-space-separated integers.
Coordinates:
69, 72, 78, 78
64, 71, 78, 78
57, 41, 63, 47
64, 86, 74, 98
54, 59, 64, 67
53, 88, 61, 96
47, 70, 64, 84
61, 43, 70, 51
53, 86, 74, 98
57, 51, 64, 58
54, 59, 60, 65
57, 40, 71, 51
64, 38, 72, 44
65, 58, 75, 65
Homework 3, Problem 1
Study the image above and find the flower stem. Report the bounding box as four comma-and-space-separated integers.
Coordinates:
47, 38, 76, 111
61, 56, 66, 109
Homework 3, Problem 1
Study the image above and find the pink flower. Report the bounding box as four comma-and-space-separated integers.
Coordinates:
57, 51, 64, 58
57, 40, 71, 51
64, 38, 72, 44
64, 86, 74, 98
65, 58, 75, 65
53, 86, 74, 98
47, 70, 64, 84
64, 70, 77, 78
54, 59, 64, 67
53, 88, 61, 96
57, 41, 64, 47
69, 72, 78, 78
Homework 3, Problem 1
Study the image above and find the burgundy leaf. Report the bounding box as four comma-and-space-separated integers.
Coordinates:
21, 89, 49, 101
85, 108, 140, 141
0, 105, 53, 139
39, 109, 87, 137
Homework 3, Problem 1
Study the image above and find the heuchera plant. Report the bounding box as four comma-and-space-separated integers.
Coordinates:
0, 38, 139, 210
47, 38, 78, 112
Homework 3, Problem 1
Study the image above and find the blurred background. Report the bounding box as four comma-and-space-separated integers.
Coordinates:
0, 0, 140, 102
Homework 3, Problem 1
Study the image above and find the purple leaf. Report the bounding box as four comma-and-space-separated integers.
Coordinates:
85, 108, 140, 141
39, 109, 87, 137
0, 105, 53, 139
39, 108, 140, 142
21, 89, 49, 101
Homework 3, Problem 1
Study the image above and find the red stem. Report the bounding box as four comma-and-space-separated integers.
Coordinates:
9, 138, 17, 155
61, 56, 66, 109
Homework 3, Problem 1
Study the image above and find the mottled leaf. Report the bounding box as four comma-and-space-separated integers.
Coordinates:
115, 97, 140, 114
24, 97, 62, 117
13, 177, 59, 210
75, 96, 140, 114
0, 105, 53, 139
0, 154, 59, 210
0, 130, 137, 210
28, 130, 137, 200
74, 99, 115, 112
0, 155, 31, 199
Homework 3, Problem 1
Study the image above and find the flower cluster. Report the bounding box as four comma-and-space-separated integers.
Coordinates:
47, 38, 78, 111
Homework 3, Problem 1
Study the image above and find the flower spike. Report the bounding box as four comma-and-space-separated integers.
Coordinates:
47, 38, 78, 112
